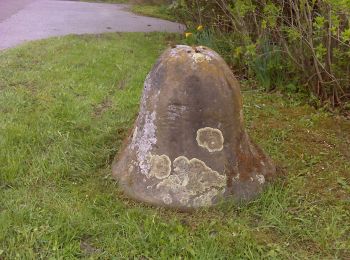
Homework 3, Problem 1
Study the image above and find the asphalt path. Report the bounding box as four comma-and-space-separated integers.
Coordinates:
0, 0, 37, 22
0, 0, 184, 50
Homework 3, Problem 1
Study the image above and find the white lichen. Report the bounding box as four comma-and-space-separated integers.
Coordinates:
232, 173, 240, 181
149, 154, 172, 179
162, 194, 173, 205
129, 73, 160, 176
169, 45, 192, 58
156, 156, 226, 207
196, 127, 224, 152
134, 111, 157, 176
192, 53, 212, 63
203, 49, 220, 59
192, 188, 219, 207
256, 174, 265, 185
169, 48, 178, 57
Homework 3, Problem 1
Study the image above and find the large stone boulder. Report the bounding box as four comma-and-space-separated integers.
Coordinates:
112, 45, 276, 210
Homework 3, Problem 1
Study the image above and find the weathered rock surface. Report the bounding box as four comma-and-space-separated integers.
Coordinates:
112, 45, 276, 210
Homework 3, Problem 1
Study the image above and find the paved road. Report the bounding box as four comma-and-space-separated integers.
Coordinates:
0, 0, 184, 50
0, 0, 37, 22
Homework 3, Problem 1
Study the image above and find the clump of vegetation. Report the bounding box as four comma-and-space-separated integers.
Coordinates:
172, 0, 350, 115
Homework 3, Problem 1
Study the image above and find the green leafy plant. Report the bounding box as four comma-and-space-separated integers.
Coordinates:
173, 0, 350, 114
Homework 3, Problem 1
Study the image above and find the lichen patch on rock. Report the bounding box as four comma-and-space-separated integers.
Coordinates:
134, 111, 157, 176
162, 194, 173, 205
192, 53, 211, 63
149, 154, 171, 179
156, 156, 226, 207
256, 174, 265, 185
192, 188, 220, 207
196, 127, 224, 152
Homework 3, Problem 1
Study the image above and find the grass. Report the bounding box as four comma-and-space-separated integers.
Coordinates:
80, 0, 129, 3
130, 4, 176, 21
80, 0, 177, 22
0, 32, 349, 259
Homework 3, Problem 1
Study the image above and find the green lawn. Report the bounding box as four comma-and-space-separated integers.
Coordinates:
0, 33, 349, 259
80, 0, 129, 3
80, 0, 177, 22
130, 4, 176, 21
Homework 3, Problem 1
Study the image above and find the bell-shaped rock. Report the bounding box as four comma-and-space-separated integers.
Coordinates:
112, 45, 276, 210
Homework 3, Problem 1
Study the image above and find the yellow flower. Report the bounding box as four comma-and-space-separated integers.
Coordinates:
185, 32, 193, 38
197, 25, 204, 31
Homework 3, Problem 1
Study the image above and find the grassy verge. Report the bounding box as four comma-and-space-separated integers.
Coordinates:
0, 32, 349, 259
130, 4, 176, 21
80, 0, 129, 3
80, 0, 177, 22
